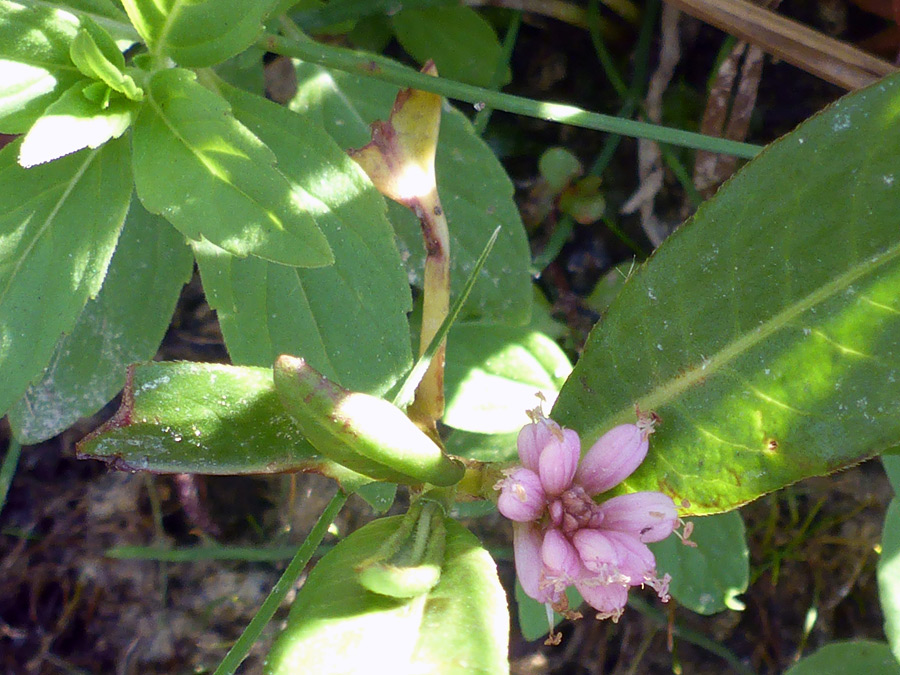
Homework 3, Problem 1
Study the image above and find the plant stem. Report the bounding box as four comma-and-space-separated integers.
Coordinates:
213, 488, 348, 675
407, 187, 451, 435
260, 33, 762, 159
473, 11, 521, 135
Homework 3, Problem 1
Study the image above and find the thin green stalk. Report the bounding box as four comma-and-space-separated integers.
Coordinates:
627, 596, 756, 675
392, 227, 500, 409
473, 12, 521, 135
213, 489, 349, 675
590, 0, 659, 176
0, 438, 22, 520
105, 545, 309, 562
261, 32, 761, 159
587, 0, 629, 98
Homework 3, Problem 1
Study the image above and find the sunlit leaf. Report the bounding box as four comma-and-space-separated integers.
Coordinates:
266, 516, 508, 675
0, 138, 131, 418
121, 0, 277, 67
8, 197, 192, 443
0, 1, 81, 132
290, 59, 532, 325
554, 73, 900, 515
443, 323, 572, 434
76, 361, 370, 490
18, 80, 138, 167
132, 68, 333, 267
195, 82, 412, 395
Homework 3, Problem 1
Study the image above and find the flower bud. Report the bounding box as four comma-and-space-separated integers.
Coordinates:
598, 492, 678, 543
516, 416, 560, 471
497, 468, 546, 522
538, 429, 581, 496
575, 423, 649, 495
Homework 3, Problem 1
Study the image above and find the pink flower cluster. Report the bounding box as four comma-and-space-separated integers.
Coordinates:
496, 408, 684, 631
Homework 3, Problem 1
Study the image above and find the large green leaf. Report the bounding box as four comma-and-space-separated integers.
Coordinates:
132, 68, 333, 268
290, 60, 532, 325
391, 6, 510, 88
553, 72, 900, 515
266, 516, 509, 675
0, 138, 131, 418
42, 1, 135, 41
120, 0, 276, 67
8, 197, 192, 443
0, 1, 81, 133
784, 641, 900, 675
76, 361, 369, 489
879, 498, 900, 664
443, 323, 571, 434
650, 511, 748, 615
195, 83, 412, 396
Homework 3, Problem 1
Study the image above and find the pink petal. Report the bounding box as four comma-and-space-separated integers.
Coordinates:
513, 522, 553, 603
497, 468, 546, 522
598, 492, 678, 543
571, 529, 620, 577
516, 417, 560, 471
538, 429, 580, 496
574, 576, 628, 620
575, 424, 648, 495
604, 531, 656, 585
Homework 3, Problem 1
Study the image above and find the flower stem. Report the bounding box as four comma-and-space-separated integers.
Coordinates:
213, 488, 348, 675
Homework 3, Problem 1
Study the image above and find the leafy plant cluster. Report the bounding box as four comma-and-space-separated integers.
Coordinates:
1, 1, 899, 673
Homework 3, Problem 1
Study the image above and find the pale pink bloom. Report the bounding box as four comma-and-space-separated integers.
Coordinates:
496, 409, 681, 632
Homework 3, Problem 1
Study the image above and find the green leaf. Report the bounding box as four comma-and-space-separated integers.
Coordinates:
195, 82, 412, 396
215, 47, 265, 95
76, 361, 369, 489
884, 454, 900, 493
0, 138, 131, 418
515, 582, 582, 642
266, 516, 508, 675
132, 68, 333, 267
121, 0, 276, 67
69, 17, 142, 100
274, 355, 465, 486
784, 641, 900, 675
290, 60, 532, 325
7, 197, 192, 444
444, 428, 517, 463
879, 498, 900, 665
553, 72, 900, 515
0, 1, 82, 133
46, 0, 135, 39
391, 6, 510, 88
443, 323, 572, 433
18, 80, 139, 167
650, 511, 748, 615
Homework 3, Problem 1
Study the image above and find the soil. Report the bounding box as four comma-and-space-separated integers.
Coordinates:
1, 2, 897, 673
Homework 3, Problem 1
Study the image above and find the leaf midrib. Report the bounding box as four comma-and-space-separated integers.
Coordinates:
0, 148, 99, 309
607, 240, 900, 425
